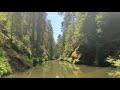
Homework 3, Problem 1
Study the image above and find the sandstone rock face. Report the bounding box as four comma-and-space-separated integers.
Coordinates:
3, 41, 30, 71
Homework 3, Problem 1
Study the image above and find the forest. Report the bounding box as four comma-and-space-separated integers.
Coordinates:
0, 12, 120, 78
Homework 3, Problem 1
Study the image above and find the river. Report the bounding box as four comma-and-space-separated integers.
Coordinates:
5, 60, 118, 78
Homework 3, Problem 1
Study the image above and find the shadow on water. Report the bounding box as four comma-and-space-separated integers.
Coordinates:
5, 60, 118, 78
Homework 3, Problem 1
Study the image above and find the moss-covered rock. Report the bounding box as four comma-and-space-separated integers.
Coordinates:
2, 41, 31, 71
4, 48, 30, 71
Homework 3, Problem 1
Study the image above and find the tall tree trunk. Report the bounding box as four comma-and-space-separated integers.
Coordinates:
11, 13, 13, 44
32, 13, 35, 57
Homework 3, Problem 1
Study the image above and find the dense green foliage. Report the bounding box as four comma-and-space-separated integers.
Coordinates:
1, 12, 120, 77
0, 12, 55, 77
0, 48, 12, 77
57, 12, 120, 66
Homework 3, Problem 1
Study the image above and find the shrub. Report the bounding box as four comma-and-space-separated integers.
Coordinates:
106, 56, 120, 68
67, 58, 73, 63
59, 55, 64, 61
106, 55, 120, 78
72, 59, 79, 64
21, 55, 33, 67
0, 48, 12, 77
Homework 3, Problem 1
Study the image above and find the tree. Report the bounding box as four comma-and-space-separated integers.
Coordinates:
57, 12, 120, 66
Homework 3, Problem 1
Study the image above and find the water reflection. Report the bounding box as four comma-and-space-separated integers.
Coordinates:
108, 69, 120, 78
58, 61, 83, 78
5, 60, 117, 78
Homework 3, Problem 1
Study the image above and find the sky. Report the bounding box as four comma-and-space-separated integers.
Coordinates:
47, 12, 64, 43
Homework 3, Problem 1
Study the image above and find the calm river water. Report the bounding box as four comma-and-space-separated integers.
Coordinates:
5, 60, 117, 78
